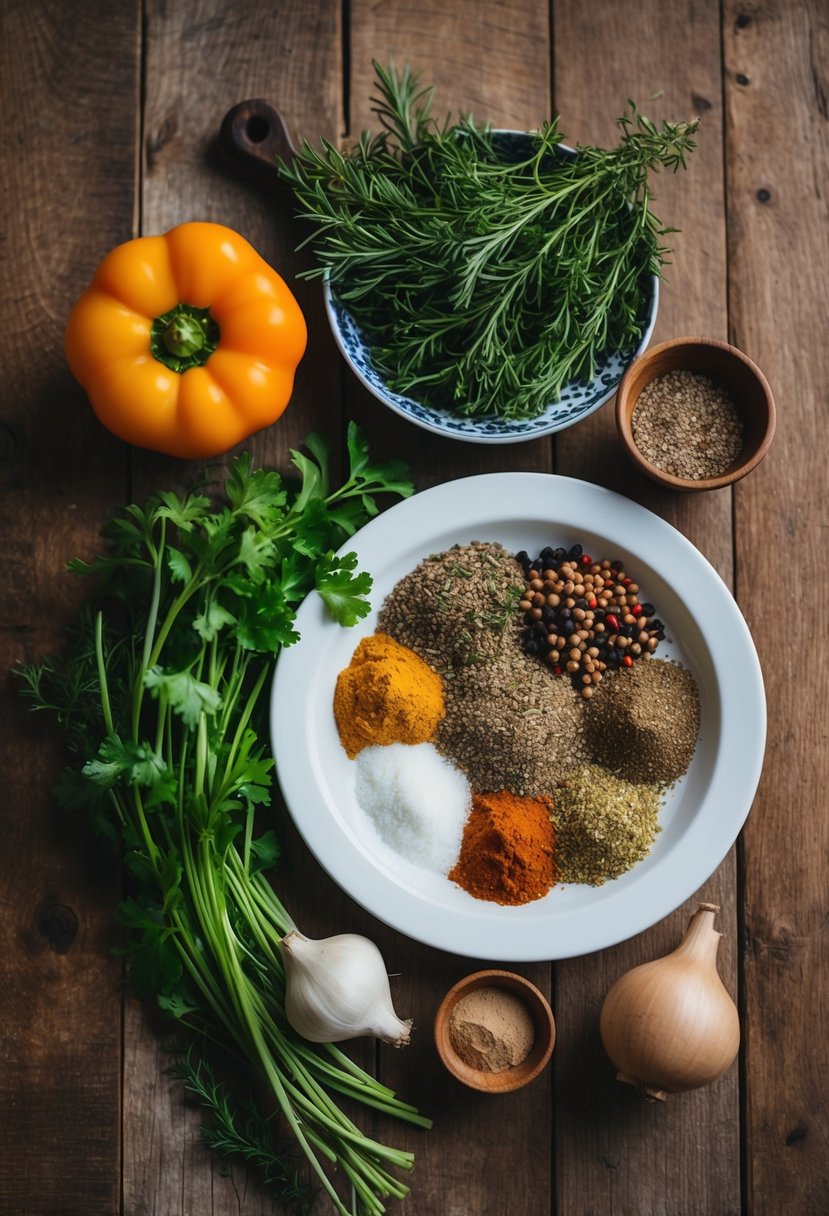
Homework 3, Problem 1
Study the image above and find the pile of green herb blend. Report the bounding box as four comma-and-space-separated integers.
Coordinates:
279, 63, 698, 420
553, 765, 663, 885
375, 539, 701, 886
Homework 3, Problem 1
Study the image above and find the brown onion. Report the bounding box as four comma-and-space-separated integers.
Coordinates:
599, 903, 740, 1100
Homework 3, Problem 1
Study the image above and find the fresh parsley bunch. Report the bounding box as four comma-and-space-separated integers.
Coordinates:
279, 64, 698, 420
19, 426, 428, 1216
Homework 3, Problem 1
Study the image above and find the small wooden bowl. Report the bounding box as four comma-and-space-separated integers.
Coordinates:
434, 969, 555, 1093
615, 336, 775, 491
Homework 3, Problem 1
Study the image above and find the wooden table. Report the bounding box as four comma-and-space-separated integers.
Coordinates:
2, 2, 827, 1213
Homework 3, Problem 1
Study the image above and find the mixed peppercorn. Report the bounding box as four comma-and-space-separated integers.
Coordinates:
516, 544, 666, 698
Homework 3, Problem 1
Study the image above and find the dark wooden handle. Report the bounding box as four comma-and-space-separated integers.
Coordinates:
219, 98, 297, 185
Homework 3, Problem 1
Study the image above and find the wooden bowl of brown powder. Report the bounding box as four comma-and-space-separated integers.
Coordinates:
615, 336, 775, 491
434, 970, 555, 1093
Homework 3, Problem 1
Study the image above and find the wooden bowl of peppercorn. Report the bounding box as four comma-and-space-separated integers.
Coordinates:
615, 336, 775, 491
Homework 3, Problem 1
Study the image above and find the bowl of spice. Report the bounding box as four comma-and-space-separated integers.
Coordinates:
615, 337, 775, 491
434, 970, 555, 1093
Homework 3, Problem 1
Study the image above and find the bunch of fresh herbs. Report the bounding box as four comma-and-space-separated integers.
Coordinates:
18, 426, 428, 1216
279, 63, 698, 419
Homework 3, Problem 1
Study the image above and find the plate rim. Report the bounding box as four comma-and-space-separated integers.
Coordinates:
271, 472, 765, 960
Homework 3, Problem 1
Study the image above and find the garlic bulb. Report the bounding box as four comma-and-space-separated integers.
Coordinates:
599, 903, 740, 1100
281, 930, 413, 1046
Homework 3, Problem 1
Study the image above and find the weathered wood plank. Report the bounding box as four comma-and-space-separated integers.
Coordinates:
139, 0, 343, 483
347, 5, 555, 1215
724, 2, 829, 1211
0, 1, 139, 1212
552, 3, 741, 1214
124, 3, 356, 1213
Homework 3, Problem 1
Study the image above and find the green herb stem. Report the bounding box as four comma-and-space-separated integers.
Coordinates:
16, 436, 418, 1215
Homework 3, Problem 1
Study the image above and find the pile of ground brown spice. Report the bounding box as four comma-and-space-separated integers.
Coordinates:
448, 987, 535, 1073
584, 658, 700, 787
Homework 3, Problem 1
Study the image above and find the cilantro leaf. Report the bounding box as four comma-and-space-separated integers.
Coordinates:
237, 526, 276, 579
315, 551, 373, 626
167, 546, 193, 584
225, 454, 287, 527
290, 433, 330, 510
82, 734, 134, 788
83, 735, 170, 790
144, 668, 222, 727
249, 829, 280, 875
346, 420, 413, 500
155, 490, 211, 531
225, 577, 300, 652
193, 601, 237, 642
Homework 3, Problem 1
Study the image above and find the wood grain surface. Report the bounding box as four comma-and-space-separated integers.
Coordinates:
1, 2, 827, 1215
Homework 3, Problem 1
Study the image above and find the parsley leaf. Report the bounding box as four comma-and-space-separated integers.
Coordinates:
316, 551, 373, 626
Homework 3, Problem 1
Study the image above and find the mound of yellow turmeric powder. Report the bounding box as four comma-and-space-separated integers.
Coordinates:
334, 633, 445, 759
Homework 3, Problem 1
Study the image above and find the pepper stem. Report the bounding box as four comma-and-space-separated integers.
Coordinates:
164, 313, 207, 358
150, 303, 220, 373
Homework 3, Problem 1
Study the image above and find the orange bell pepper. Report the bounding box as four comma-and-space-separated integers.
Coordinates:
65, 222, 307, 459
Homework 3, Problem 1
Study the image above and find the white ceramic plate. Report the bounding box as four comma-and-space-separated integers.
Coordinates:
271, 474, 765, 960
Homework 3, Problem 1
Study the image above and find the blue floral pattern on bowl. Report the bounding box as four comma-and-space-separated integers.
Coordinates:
323, 130, 659, 445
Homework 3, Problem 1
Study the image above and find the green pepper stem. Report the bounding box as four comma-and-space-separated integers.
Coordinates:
164, 313, 207, 358
150, 303, 220, 373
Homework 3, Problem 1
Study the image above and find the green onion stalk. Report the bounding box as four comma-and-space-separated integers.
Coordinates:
18, 430, 428, 1216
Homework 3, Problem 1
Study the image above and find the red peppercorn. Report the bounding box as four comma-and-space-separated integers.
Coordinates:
553, 665, 563, 676
622, 654, 634, 667
622, 577, 632, 586
587, 597, 597, 609
631, 604, 642, 617
580, 554, 592, 566
606, 613, 620, 631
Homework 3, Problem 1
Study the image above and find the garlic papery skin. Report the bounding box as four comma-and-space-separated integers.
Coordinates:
599, 903, 740, 1101
281, 930, 413, 1046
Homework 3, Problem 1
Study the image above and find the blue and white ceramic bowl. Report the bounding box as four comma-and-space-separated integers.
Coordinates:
324, 130, 659, 445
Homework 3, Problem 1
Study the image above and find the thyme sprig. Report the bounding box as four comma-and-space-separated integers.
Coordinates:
279, 63, 698, 420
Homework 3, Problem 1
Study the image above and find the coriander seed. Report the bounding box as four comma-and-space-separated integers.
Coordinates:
632, 369, 743, 480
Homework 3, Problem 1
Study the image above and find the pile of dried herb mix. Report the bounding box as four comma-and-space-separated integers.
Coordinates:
378, 541, 526, 675
553, 764, 663, 885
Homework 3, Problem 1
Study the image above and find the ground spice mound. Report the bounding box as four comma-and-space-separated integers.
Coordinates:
449, 789, 556, 906
584, 658, 700, 786
333, 633, 445, 759
448, 987, 535, 1073
436, 661, 587, 795
553, 764, 662, 885
378, 542, 587, 795
377, 541, 526, 673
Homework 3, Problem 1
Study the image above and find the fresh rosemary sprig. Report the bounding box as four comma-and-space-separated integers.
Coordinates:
279, 63, 698, 420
